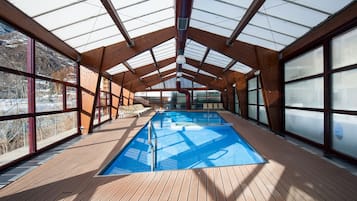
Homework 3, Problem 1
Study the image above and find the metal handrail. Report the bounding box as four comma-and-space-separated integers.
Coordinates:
148, 121, 156, 171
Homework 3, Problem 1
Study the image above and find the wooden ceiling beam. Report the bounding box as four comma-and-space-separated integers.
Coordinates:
226, 0, 265, 46
100, 0, 134, 47
81, 26, 175, 71
0, 0, 79, 60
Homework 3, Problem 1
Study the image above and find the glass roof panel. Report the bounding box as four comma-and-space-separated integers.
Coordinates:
261, 0, 329, 27
159, 63, 176, 73
140, 70, 159, 79
8, 0, 78, 17
243, 24, 295, 46
199, 70, 216, 78
181, 78, 193, 88
193, 81, 206, 88
33, 2, 104, 31
152, 39, 175, 62
162, 72, 176, 79
76, 35, 124, 52
128, 18, 173, 38
230, 62, 252, 74
190, 19, 231, 38
193, 0, 247, 22
65, 26, 121, 48
191, 9, 238, 31
127, 51, 153, 69
53, 14, 114, 41
183, 73, 195, 79
183, 64, 198, 73
106, 63, 128, 75
184, 40, 207, 61
164, 78, 176, 89
250, 13, 309, 38
117, 0, 173, 21
151, 82, 164, 89
238, 34, 285, 51
205, 50, 233, 68
292, 0, 352, 14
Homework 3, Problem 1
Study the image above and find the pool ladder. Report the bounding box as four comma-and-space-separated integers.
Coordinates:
148, 121, 157, 171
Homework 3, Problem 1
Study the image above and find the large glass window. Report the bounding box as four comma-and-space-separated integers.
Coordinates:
35, 80, 63, 112
94, 77, 111, 126
332, 27, 357, 69
284, 47, 323, 81
36, 112, 77, 150
0, 20, 79, 167
0, 118, 29, 166
35, 42, 77, 83
0, 72, 28, 116
248, 76, 268, 125
330, 27, 357, 159
284, 46, 324, 144
0, 20, 28, 73
285, 78, 324, 108
285, 109, 324, 144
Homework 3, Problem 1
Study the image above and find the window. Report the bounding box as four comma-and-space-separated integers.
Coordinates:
0, 20, 28, 73
0, 72, 28, 116
248, 76, 268, 125
0, 20, 79, 166
35, 42, 77, 83
284, 46, 324, 144
234, 86, 240, 115
330, 27, 357, 158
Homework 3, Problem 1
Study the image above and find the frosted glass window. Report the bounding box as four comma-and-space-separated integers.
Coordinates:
248, 77, 257, 90
258, 89, 264, 105
332, 69, 357, 111
285, 109, 324, 144
332, 27, 357, 69
332, 114, 357, 158
248, 105, 257, 120
285, 78, 323, 108
285, 47, 323, 81
248, 91, 257, 104
259, 106, 268, 125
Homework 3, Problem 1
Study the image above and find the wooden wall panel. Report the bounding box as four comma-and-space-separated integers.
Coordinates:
82, 91, 95, 113
80, 114, 91, 135
236, 78, 248, 119
80, 66, 99, 93
80, 66, 100, 134
111, 82, 121, 97
258, 51, 282, 133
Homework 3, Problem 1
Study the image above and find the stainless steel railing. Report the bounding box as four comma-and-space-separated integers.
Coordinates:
148, 121, 156, 171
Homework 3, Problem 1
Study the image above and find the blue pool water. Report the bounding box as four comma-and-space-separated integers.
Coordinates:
101, 111, 265, 175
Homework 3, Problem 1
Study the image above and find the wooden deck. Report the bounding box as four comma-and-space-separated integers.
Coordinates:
0, 111, 356, 201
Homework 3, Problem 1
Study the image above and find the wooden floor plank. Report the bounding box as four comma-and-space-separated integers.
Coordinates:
167, 170, 186, 201
177, 169, 193, 201
0, 111, 356, 201
157, 170, 178, 201
197, 168, 207, 201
